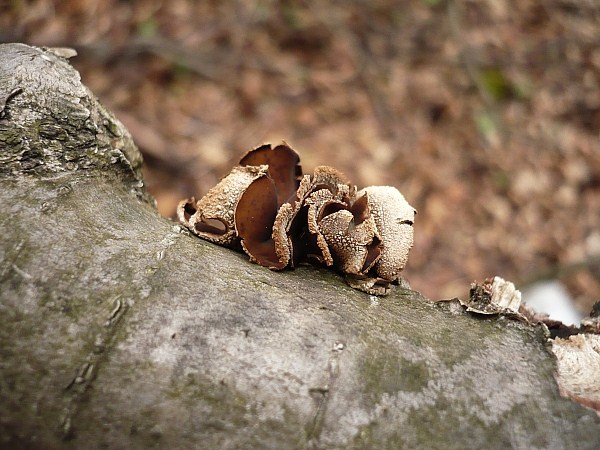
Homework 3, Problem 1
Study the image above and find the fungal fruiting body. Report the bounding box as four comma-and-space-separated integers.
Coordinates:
178, 143, 416, 295
178, 165, 268, 246
344, 186, 415, 295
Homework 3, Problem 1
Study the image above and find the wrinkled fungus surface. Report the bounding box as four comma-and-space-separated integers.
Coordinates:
178, 143, 416, 295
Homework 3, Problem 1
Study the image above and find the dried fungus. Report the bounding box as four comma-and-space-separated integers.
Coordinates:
551, 333, 600, 414
177, 164, 268, 246
179, 143, 416, 295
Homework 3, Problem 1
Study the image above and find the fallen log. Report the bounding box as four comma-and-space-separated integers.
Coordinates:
1, 43, 599, 449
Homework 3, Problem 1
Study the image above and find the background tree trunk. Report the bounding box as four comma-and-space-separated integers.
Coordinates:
1, 43, 599, 449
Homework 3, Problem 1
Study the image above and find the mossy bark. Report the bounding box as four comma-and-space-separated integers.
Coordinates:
1, 43, 599, 449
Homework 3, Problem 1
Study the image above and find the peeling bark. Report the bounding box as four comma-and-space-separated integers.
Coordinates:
1, 43, 600, 450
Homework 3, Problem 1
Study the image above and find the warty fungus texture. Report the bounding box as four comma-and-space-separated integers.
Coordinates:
178, 143, 416, 295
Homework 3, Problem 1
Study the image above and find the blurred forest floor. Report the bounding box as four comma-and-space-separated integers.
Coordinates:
2, 0, 599, 311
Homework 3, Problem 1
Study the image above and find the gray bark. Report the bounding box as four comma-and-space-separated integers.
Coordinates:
1, 43, 599, 449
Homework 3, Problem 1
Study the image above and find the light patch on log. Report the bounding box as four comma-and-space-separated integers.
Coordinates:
552, 334, 600, 415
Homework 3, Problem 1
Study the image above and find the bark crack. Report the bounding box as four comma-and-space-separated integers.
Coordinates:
61, 295, 130, 439
305, 343, 343, 447
60, 223, 189, 439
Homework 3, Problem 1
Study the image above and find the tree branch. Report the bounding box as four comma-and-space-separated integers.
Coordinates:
1, 43, 599, 449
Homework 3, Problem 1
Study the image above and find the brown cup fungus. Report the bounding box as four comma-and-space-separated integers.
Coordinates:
178, 143, 416, 295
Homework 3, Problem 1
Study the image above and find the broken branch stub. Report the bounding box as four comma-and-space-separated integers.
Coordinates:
178, 143, 416, 295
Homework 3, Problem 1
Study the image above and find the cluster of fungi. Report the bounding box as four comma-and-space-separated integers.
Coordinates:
178, 144, 415, 295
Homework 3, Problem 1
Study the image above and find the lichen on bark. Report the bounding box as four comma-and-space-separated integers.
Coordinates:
0, 43, 143, 186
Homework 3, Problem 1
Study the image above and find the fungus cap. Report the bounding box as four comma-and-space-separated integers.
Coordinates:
357, 186, 416, 281
177, 165, 268, 246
